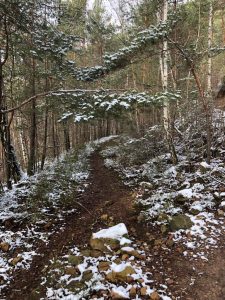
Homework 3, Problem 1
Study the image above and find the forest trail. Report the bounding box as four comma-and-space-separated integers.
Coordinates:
2, 151, 137, 300
2, 149, 225, 300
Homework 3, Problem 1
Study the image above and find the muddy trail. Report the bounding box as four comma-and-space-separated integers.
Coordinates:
2, 151, 225, 300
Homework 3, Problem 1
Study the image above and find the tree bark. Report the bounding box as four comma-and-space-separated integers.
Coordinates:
0, 19, 22, 188
27, 58, 37, 176
208, 1, 213, 94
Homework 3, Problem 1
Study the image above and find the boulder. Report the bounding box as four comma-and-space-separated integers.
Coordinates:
68, 255, 83, 266
121, 254, 129, 261
64, 267, 77, 276
106, 266, 136, 283
90, 238, 120, 253
169, 214, 193, 232
140, 287, 147, 296
217, 209, 224, 216
98, 261, 111, 272
121, 247, 144, 260
9, 256, 23, 266
100, 214, 109, 222
81, 270, 93, 282
80, 248, 104, 258
157, 213, 169, 222
0, 242, 10, 252
174, 194, 186, 205
213, 192, 222, 204
129, 286, 137, 298
80, 249, 91, 257
90, 249, 104, 258
150, 291, 160, 300
67, 280, 85, 291
190, 208, 201, 215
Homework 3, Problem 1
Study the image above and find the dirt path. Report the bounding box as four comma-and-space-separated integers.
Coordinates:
2, 151, 225, 300
2, 152, 136, 300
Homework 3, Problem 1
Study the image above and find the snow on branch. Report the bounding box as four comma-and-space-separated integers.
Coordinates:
2, 89, 181, 120
47, 90, 182, 123
72, 13, 178, 81
209, 46, 225, 57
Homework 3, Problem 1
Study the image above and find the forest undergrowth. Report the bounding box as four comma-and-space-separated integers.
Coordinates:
0, 126, 224, 300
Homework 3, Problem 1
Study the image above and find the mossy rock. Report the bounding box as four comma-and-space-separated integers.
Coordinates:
90, 238, 120, 253
190, 208, 201, 215
174, 194, 186, 205
64, 267, 78, 276
68, 255, 83, 266
157, 213, 169, 222
90, 249, 104, 258
80, 249, 91, 257
81, 270, 93, 282
169, 214, 193, 232
67, 280, 85, 291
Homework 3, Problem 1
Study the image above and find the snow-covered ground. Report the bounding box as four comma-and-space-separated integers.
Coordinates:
42, 224, 171, 300
0, 137, 117, 293
0, 130, 224, 298
100, 130, 225, 259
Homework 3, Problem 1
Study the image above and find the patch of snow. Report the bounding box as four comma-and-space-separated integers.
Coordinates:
121, 246, 135, 252
200, 161, 211, 169
178, 188, 193, 199
93, 223, 128, 240
111, 287, 129, 298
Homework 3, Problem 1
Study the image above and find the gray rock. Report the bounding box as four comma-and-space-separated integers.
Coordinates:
169, 214, 193, 232
68, 255, 83, 266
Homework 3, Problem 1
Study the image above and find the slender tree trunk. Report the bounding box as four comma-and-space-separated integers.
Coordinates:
41, 108, 48, 170
208, 1, 213, 94
51, 113, 57, 158
41, 58, 50, 170
162, 0, 169, 130
158, 0, 178, 164
63, 121, 71, 152
27, 58, 37, 175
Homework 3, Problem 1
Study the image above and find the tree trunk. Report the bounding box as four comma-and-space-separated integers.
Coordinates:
158, 0, 178, 164
41, 107, 48, 170
0, 65, 21, 188
162, 0, 169, 130
208, 1, 213, 95
63, 121, 71, 152
27, 58, 37, 176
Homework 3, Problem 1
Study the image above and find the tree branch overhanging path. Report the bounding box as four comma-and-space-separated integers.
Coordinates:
1, 14, 177, 115
0, 89, 128, 114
